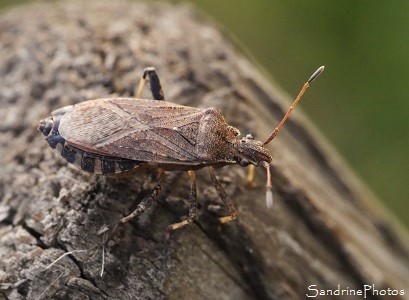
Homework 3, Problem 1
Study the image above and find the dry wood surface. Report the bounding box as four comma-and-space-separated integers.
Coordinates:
0, 1, 408, 299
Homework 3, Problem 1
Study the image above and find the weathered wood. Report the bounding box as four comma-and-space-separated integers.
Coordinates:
0, 1, 408, 299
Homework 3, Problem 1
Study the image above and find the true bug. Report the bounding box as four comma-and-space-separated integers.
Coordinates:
38, 66, 324, 232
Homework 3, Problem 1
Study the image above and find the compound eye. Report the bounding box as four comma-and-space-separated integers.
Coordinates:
240, 158, 250, 167
246, 134, 254, 140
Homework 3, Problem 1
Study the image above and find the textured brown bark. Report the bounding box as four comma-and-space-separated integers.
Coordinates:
0, 1, 408, 299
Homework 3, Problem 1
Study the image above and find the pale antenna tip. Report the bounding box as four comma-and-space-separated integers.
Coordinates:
266, 189, 273, 208
308, 66, 325, 83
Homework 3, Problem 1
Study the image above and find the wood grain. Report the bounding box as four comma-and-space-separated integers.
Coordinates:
0, 1, 408, 299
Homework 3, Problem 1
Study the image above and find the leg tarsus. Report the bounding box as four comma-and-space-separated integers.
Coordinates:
219, 215, 236, 224
208, 167, 237, 223
168, 170, 197, 232
135, 67, 165, 100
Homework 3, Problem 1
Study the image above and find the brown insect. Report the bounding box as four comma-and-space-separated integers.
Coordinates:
38, 66, 324, 232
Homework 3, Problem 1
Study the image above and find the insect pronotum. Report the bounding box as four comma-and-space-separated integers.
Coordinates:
38, 66, 324, 233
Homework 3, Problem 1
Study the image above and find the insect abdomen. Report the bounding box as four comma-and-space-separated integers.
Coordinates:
38, 113, 141, 175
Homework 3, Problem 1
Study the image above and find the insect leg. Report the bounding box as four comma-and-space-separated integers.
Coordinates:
99, 169, 167, 239
119, 169, 167, 224
245, 165, 256, 187
168, 170, 198, 231
135, 67, 165, 100
208, 166, 237, 223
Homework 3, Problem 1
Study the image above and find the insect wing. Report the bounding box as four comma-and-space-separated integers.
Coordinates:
58, 98, 206, 164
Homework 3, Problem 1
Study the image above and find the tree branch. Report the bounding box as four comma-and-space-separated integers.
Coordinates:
0, 1, 408, 299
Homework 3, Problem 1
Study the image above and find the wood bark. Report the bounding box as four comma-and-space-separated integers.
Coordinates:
0, 1, 408, 299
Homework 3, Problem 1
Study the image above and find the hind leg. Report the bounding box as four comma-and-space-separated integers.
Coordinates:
99, 169, 167, 240
135, 67, 165, 100
119, 169, 166, 224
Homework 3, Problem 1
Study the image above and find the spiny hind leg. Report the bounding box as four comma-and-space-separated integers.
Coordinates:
135, 67, 165, 100
120, 169, 166, 224
168, 170, 198, 232
208, 166, 237, 223
99, 169, 167, 240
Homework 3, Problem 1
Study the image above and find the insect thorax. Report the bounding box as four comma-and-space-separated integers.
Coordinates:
196, 108, 241, 163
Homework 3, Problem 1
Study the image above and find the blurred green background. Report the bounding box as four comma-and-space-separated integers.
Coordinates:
174, 0, 409, 229
1, 1, 407, 228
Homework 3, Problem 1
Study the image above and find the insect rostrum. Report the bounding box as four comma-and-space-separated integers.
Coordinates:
38, 66, 324, 232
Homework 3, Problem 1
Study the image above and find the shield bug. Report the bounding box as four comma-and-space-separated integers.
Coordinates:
38, 66, 324, 232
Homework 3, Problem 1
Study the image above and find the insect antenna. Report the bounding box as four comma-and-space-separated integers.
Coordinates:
261, 161, 273, 208
263, 66, 325, 146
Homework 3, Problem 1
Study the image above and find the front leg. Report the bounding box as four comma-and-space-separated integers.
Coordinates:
245, 164, 256, 187
135, 67, 165, 100
168, 170, 198, 231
